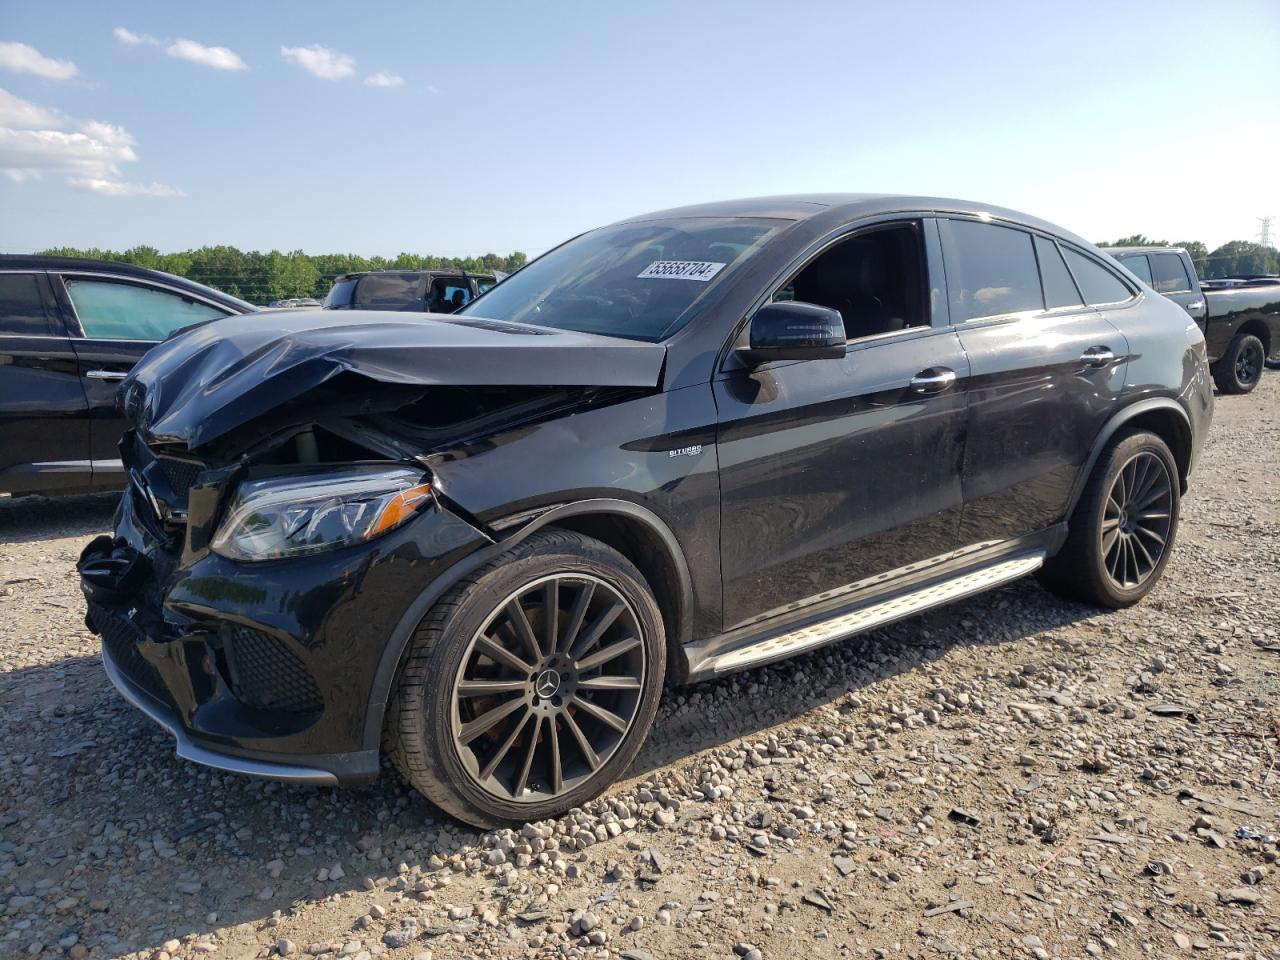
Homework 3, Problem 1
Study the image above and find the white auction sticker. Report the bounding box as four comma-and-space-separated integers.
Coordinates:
637, 260, 726, 282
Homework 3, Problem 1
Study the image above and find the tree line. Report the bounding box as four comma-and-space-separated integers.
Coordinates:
34, 245, 529, 305
35, 235, 1277, 306
1097, 236, 1280, 278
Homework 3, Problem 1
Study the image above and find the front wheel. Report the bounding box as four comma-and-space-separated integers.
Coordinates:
1038, 430, 1180, 609
1212, 332, 1266, 394
385, 529, 666, 827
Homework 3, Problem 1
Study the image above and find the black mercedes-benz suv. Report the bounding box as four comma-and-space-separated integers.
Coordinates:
78, 195, 1213, 827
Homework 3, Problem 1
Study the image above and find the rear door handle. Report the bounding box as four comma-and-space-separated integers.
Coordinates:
85, 370, 128, 381
909, 367, 957, 394
1079, 347, 1115, 368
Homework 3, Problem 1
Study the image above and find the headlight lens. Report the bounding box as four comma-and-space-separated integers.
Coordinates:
211, 466, 432, 562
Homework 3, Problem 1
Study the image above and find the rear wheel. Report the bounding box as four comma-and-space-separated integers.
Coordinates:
1038, 430, 1179, 608
1212, 332, 1265, 394
385, 529, 666, 827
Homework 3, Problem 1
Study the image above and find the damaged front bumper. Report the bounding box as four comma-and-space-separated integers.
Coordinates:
78, 472, 490, 786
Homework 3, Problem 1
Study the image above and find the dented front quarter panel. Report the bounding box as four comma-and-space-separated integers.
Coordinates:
423, 384, 724, 640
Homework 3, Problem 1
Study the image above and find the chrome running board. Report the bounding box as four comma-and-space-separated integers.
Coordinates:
696, 552, 1044, 676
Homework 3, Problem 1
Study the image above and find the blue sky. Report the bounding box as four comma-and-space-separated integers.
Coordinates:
1, 0, 1277, 257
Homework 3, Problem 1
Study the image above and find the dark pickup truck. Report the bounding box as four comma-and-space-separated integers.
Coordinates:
1103, 246, 1280, 393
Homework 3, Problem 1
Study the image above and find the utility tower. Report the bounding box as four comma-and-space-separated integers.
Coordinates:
1261, 216, 1274, 248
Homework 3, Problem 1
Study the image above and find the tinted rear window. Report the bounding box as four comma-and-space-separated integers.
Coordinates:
353, 274, 424, 310
1035, 236, 1083, 309
0, 273, 52, 335
944, 219, 1044, 320
1063, 249, 1133, 305
1152, 253, 1192, 293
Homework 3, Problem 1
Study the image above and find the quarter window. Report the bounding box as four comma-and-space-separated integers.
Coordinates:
1152, 253, 1192, 293
65, 279, 229, 340
1118, 254, 1153, 285
1034, 236, 1083, 309
0, 274, 53, 335
943, 220, 1044, 320
1061, 249, 1133, 305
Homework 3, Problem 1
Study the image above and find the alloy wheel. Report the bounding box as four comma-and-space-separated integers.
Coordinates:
1235, 340, 1263, 386
449, 574, 646, 804
1100, 451, 1173, 589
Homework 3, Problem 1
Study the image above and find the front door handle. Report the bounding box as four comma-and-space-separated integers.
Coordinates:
85, 370, 128, 381
1079, 347, 1115, 368
909, 367, 957, 394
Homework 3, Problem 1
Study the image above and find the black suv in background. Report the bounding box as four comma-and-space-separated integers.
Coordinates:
323, 269, 499, 313
0, 257, 254, 496
80, 195, 1212, 827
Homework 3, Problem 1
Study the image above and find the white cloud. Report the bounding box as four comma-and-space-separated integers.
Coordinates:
0, 87, 67, 129
281, 44, 355, 80
166, 38, 247, 71
113, 27, 147, 46
364, 71, 404, 88
0, 88, 180, 196
0, 41, 78, 80
69, 177, 184, 197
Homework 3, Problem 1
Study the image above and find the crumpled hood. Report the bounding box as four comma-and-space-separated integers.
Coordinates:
121, 309, 666, 449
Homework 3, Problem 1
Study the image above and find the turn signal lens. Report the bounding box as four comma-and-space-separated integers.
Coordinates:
366, 483, 434, 539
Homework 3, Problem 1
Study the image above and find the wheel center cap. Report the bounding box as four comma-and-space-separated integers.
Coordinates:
534, 668, 561, 699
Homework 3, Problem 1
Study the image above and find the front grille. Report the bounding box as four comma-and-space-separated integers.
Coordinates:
225, 627, 323, 714
157, 457, 203, 499
93, 606, 171, 705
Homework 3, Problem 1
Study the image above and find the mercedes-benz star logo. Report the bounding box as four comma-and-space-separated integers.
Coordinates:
534, 668, 561, 699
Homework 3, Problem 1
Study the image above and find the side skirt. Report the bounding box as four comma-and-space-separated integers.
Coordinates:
682, 527, 1063, 681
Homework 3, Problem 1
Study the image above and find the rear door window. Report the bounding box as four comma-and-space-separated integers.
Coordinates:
64, 278, 230, 340
1061, 249, 1134, 306
431, 278, 472, 312
942, 219, 1044, 320
0, 273, 55, 335
1118, 254, 1153, 285
1034, 236, 1083, 309
1151, 253, 1192, 293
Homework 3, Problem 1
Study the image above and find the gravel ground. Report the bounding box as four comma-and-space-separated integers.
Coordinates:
2, 377, 1277, 960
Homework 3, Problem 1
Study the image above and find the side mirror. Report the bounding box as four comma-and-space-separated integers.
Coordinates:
736, 301, 847, 365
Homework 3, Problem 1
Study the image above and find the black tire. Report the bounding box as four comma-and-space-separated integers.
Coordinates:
385, 528, 666, 827
1266, 348, 1280, 371
1212, 333, 1266, 394
1037, 430, 1180, 609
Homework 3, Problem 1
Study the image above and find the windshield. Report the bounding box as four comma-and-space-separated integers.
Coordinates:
458, 217, 787, 341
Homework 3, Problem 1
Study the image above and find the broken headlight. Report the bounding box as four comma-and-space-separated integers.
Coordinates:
211, 466, 433, 562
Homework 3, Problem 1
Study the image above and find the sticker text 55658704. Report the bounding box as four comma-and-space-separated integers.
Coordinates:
637, 261, 726, 282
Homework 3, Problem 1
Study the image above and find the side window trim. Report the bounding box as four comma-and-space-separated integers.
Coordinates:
1031, 234, 1090, 315
1058, 244, 1138, 308
57, 273, 232, 340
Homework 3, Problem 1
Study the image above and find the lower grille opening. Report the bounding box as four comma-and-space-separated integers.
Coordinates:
224, 627, 323, 714
93, 606, 171, 705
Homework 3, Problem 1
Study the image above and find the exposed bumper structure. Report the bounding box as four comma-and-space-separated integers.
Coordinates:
79, 476, 491, 786
101, 643, 339, 785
